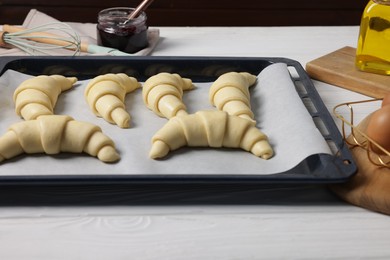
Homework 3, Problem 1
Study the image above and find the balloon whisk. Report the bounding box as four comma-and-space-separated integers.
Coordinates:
0, 22, 81, 56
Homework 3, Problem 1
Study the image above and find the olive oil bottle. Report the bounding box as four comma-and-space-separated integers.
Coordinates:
356, 0, 390, 75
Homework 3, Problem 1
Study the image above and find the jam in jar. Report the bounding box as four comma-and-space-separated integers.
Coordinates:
97, 7, 149, 54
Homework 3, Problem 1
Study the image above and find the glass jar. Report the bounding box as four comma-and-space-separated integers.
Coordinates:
97, 7, 149, 54
356, 0, 390, 75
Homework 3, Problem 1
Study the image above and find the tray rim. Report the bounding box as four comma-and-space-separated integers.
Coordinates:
0, 55, 357, 186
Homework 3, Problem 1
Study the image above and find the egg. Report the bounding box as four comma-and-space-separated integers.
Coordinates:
366, 105, 390, 154
382, 92, 390, 107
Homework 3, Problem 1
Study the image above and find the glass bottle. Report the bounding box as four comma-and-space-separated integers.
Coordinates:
356, 0, 390, 75
97, 7, 149, 54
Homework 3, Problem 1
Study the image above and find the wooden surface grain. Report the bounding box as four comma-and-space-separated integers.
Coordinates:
306, 46, 390, 98
0, 200, 389, 259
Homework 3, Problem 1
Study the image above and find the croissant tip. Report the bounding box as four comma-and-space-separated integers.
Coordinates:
120, 122, 131, 128
149, 140, 170, 159
111, 108, 131, 128
260, 152, 273, 160
251, 141, 274, 160
97, 146, 120, 163
116, 117, 131, 128
67, 77, 78, 84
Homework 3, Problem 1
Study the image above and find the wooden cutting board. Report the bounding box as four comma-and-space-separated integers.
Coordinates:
306, 46, 390, 98
330, 115, 390, 215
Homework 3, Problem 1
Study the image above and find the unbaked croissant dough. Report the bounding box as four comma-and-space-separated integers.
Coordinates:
143, 72, 194, 119
0, 115, 120, 163
149, 110, 273, 159
14, 75, 78, 120
209, 72, 257, 122
85, 73, 141, 128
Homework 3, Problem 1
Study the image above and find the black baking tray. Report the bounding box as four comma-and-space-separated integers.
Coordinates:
0, 56, 357, 189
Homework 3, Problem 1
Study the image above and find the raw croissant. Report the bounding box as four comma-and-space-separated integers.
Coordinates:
85, 73, 141, 128
14, 75, 78, 120
0, 115, 120, 163
149, 110, 273, 159
143, 72, 194, 119
209, 72, 257, 122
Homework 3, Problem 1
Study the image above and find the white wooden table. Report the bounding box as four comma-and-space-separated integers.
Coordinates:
1, 26, 390, 260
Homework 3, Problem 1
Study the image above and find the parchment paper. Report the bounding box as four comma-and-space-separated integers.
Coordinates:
0, 63, 331, 175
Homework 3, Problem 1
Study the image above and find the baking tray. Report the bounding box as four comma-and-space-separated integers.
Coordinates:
0, 56, 357, 188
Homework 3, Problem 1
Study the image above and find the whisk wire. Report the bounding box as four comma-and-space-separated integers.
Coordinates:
4, 38, 49, 55
2, 22, 82, 55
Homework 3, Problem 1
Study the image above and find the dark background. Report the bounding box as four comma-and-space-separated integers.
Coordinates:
0, 0, 367, 26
